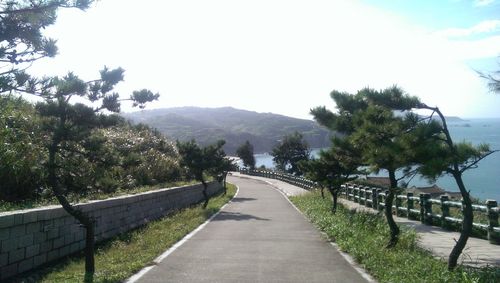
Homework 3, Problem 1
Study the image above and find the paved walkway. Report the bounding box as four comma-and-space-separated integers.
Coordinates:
132, 175, 370, 282
232, 172, 310, 197
235, 173, 500, 268
339, 199, 500, 267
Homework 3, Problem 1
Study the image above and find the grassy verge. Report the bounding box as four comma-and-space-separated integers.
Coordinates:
0, 180, 199, 212
13, 183, 236, 283
290, 190, 500, 283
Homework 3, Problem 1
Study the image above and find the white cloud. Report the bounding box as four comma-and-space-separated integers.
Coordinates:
474, 0, 495, 7
28, 0, 500, 119
436, 20, 500, 37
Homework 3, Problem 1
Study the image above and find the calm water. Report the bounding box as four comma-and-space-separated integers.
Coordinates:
255, 118, 500, 202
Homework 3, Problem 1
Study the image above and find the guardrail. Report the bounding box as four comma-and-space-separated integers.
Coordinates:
239, 169, 316, 190
343, 183, 500, 244
239, 169, 500, 245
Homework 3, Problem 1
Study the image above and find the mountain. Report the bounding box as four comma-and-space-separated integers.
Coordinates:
122, 107, 333, 154
443, 116, 466, 122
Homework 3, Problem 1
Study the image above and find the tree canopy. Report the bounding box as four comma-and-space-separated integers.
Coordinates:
311, 86, 424, 247
479, 61, 500, 94
299, 137, 361, 212
1, 1, 161, 277
177, 139, 227, 207
313, 85, 495, 269
0, 0, 93, 94
271, 131, 310, 175
236, 140, 256, 169
35, 67, 158, 276
404, 103, 495, 269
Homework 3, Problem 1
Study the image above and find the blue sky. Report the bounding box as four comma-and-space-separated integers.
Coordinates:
361, 0, 500, 73
364, 1, 499, 61
30, 0, 500, 119
362, 0, 499, 29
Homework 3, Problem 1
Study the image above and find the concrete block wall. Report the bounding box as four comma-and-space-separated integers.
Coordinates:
0, 182, 221, 280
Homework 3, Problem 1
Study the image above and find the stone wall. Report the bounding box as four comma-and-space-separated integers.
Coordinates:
0, 182, 221, 280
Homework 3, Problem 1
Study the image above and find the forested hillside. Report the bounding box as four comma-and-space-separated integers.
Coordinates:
123, 107, 333, 154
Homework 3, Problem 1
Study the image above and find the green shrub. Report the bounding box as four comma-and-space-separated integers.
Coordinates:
0, 96, 47, 201
0, 97, 182, 203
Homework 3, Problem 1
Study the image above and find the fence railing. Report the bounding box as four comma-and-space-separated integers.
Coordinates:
239, 169, 500, 245
239, 169, 316, 190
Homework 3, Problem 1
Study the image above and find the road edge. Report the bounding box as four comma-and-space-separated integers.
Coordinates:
261, 177, 377, 283
125, 184, 240, 283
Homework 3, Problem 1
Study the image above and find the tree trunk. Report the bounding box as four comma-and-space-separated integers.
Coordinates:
448, 171, 473, 270
223, 172, 228, 195
328, 185, 338, 213
386, 170, 400, 248
419, 105, 475, 270
201, 179, 209, 208
84, 221, 95, 275
48, 136, 95, 276
320, 185, 325, 199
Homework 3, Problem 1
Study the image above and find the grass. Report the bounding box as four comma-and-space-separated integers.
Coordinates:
290, 190, 500, 283
12, 183, 236, 283
0, 180, 199, 212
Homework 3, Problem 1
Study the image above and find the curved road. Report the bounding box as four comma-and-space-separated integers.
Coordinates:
134, 176, 368, 282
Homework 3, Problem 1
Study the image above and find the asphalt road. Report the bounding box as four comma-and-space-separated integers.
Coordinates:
134, 176, 369, 282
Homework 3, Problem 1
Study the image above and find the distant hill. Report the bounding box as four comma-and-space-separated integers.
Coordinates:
443, 116, 466, 123
123, 107, 333, 154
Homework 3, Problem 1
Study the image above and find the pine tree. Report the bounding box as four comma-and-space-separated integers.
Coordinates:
236, 140, 256, 169
1, 1, 160, 278
36, 68, 158, 278
312, 86, 422, 247
479, 62, 500, 94
351, 86, 496, 269
408, 104, 495, 270
177, 139, 227, 207
1, 0, 92, 94
299, 137, 361, 212
271, 132, 310, 175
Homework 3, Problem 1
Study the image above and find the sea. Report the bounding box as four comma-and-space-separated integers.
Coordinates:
254, 118, 500, 202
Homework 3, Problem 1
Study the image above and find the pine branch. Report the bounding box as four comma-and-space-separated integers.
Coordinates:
460, 150, 498, 173
396, 167, 418, 182
0, 1, 72, 15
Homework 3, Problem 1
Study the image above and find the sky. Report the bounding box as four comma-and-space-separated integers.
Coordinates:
30, 0, 500, 120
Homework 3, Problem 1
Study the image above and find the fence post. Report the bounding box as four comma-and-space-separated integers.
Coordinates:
384, 190, 390, 212
440, 195, 450, 229
486, 200, 500, 244
359, 186, 364, 204
420, 194, 425, 223
363, 187, 367, 204
359, 186, 363, 204
371, 188, 378, 209
377, 189, 383, 211
422, 193, 432, 225
364, 187, 370, 208
395, 195, 402, 217
358, 187, 363, 205
359, 186, 365, 205
407, 192, 414, 220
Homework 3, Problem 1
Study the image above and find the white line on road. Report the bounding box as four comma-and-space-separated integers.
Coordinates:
126, 185, 240, 283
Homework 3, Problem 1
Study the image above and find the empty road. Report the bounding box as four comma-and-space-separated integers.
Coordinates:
133, 175, 369, 282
